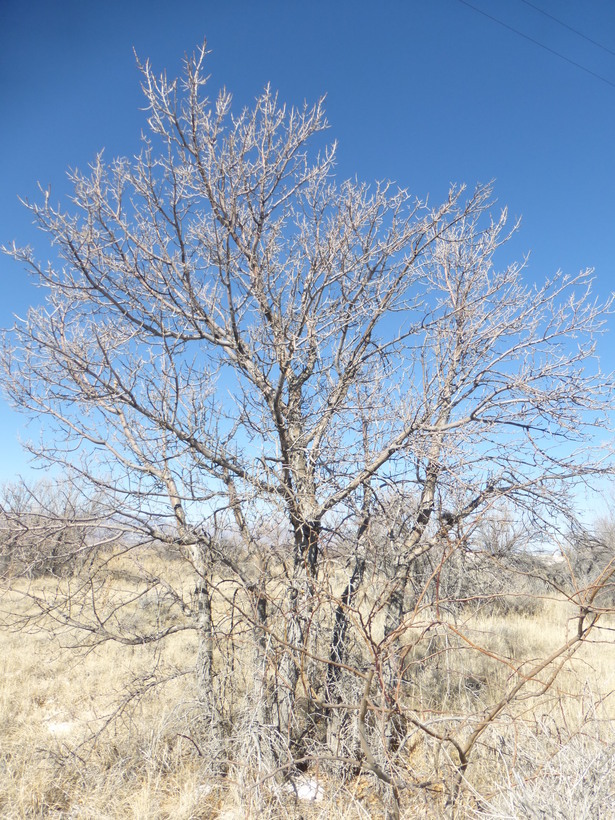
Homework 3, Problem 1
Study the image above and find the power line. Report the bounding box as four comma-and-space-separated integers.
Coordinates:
519, 0, 615, 59
454, 0, 615, 89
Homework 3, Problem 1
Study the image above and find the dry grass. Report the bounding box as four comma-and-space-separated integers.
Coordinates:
0, 613, 207, 818
0, 620, 376, 819
2, 563, 615, 818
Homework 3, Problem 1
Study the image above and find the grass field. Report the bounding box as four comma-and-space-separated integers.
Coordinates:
2, 564, 615, 820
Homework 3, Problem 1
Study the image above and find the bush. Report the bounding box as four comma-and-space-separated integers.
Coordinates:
0, 478, 101, 579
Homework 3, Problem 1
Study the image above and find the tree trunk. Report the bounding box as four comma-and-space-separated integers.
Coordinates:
277, 518, 320, 743
326, 553, 366, 755
193, 577, 224, 761
247, 585, 278, 769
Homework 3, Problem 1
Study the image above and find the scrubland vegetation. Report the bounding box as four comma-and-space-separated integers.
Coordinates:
2, 43, 615, 818
2, 526, 615, 818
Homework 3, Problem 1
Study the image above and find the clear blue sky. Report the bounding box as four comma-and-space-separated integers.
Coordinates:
1, 0, 615, 481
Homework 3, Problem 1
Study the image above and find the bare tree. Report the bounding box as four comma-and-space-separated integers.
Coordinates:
0, 476, 103, 579
2, 43, 614, 809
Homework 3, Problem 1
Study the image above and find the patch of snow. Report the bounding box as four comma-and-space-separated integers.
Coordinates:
46, 720, 76, 737
283, 775, 324, 802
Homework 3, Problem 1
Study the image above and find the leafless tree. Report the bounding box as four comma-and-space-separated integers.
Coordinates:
2, 43, 614, 809
0, 476, 105, 579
